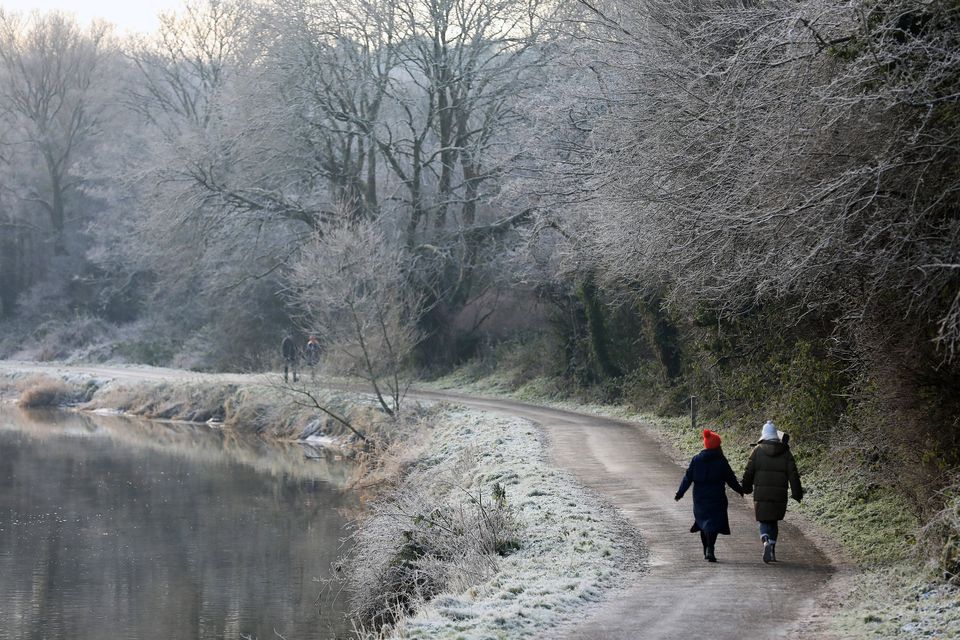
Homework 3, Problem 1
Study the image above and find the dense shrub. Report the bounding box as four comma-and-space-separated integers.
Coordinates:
114, 338, 178, 367
17, 376, 84, 408
345, 455, 521, 629
32, 315, 113, 361
927, 482, 960, 583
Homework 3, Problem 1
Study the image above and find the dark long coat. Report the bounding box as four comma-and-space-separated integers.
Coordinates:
281, 336, 297, 361
676, 448, 744, 535
741, 440, 804, 522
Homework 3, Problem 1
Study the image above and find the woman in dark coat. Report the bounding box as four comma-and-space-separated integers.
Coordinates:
675, 429, 745, 562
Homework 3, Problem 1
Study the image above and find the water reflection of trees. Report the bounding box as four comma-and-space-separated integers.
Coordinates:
0, 407, 355, 640
2, 406, 353, 484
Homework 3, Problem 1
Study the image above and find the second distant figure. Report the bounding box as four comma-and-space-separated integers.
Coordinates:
675, 429, 745, 562
305, 335, 322, 381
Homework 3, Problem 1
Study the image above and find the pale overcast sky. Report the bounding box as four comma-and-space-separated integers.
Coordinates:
1, 0, 181, 33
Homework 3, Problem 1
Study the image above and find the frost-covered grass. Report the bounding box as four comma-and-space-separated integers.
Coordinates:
838, 566, 960, 638
351, 407, 642, 639
1, 372, 97, 408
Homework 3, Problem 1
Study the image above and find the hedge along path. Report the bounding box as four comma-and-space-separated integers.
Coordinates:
0, 361, 838, 638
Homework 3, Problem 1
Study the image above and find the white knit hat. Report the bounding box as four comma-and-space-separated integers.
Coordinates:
761, 420, 780, 442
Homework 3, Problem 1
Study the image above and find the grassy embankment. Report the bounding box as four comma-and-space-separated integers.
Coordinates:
424, 360, 960, 639
343, 406, 640, 638
0, 370, 375, 443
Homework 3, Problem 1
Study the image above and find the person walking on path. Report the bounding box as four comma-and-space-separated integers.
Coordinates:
304, 335, 321, 381
741, 420, 804, 564
675, 428, 745, 562
281, 334, 299, 383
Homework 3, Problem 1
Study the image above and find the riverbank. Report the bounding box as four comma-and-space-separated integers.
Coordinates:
345, 406, 642, 638
424, 366, 960, 639
0, 364, 378, 447
0, 361, 643, 638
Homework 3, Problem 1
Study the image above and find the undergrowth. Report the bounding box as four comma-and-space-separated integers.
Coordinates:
338, 407, 637, 638
15, 374, 94, 408
347, 465, 522, 630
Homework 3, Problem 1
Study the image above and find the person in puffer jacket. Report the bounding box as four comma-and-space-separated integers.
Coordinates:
741, 420, 804, 564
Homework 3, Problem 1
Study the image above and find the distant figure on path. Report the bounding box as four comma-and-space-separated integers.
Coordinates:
741, 420, 804, 563
675, 428, 745, 562
305, 335, 321, 380
281, 334, 299, 383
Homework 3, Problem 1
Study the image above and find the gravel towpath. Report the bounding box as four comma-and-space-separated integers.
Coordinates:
406, 389, 838, 640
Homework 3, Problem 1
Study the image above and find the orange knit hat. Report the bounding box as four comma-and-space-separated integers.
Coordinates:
703, 429, 722, 450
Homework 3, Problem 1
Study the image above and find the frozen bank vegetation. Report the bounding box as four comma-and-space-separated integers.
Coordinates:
344, 408, 642, 638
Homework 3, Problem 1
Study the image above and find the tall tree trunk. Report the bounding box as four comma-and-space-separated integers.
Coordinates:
0, 229, 17, 317
405, 145, 425, 246
44, 150, 67, 255
579, 275, 623, 379
365, 137, 378, 216
436, 85, 456, 231
456, 104, 477, 226
461, 152, 479, 227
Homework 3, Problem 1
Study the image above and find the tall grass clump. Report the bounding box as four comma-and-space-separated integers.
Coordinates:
925, 479, 960, 584
344, 449, 521, 632
17, 375, 86, 408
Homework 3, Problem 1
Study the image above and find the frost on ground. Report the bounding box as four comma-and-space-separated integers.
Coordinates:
840, 567, 960, 638
369, 407, 643, 639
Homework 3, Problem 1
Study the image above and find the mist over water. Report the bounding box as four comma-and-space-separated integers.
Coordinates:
0, 406, 355, 640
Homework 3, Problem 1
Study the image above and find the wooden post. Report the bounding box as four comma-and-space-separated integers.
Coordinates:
690, 395, 698, 431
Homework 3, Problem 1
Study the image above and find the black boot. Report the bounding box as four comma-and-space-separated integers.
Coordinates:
705, 546, 717, 563
770, 544, 777, 562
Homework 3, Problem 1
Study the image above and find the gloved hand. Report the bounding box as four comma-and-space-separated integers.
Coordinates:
674, 493, 682, 502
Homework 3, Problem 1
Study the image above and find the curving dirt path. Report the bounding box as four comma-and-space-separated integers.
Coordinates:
1, 361, 840, 638
407, 389, 840, 640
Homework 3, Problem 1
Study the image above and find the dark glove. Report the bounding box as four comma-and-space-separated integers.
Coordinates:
674, 493, 682, 502
792, 492, 803, 503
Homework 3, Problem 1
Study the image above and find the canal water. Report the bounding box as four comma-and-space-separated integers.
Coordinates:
0, 405, 356, 640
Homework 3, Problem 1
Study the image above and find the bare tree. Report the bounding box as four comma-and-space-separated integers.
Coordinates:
375, 0, 553, 244
124, 0, 316, 233
0, 10, 110, 255
287, 221, 429, 416
264, 0, 401, 222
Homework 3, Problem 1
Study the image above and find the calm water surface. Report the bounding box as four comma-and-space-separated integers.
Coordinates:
0, 405, 356, 640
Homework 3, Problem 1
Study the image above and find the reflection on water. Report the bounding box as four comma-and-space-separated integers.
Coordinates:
0, 405, 355, 640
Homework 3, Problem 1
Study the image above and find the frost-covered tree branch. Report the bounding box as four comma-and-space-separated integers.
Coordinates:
287, 221, 429, 416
